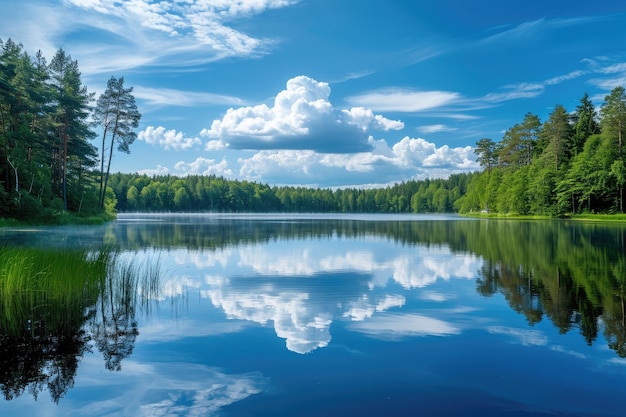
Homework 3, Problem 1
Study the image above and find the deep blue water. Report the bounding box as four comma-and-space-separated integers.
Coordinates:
1, 214, 625, 416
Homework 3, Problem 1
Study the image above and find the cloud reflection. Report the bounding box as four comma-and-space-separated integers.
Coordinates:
203, 287, 333, 354
153, 239, 482, 354
349, 313, 460, 339
487, 326, 548, 346
70, 359, 265, 417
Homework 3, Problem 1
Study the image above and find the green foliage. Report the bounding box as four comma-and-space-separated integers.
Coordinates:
462, 89, 626, 216
0, 38, 113, 223
107, 173, 467, 214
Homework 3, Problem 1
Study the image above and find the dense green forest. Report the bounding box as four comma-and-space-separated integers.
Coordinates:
0, 39, 138, 223
107, 172, 469, 213
3, 38, 626, 219
458, 89, 626, 215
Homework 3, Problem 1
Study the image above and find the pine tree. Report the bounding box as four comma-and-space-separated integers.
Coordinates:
93, 76, 141, 209
49, 48, 96, 211
600, 86, 626, 155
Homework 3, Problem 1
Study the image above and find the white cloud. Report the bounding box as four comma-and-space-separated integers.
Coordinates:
63, 0, 297, 55
584, 57, 626, 93
174, 157, 233, 177
480, 16, 603, 45
202, 76, 404, 152
342, 107, 405, 131
375, 294, 406, 311
236, 136, 478, 186
544, 69, 587, 86
417, 124, 457, 134
2, 0, 300, 77
134, 86, 244, 107
138, 126, 202, 151
482, 83, 544, 103
392, 137, 475, 169
345, 89, 461, 112
136, 164, 170, 176
589, 75, 626, 92
205, 139, 228, 151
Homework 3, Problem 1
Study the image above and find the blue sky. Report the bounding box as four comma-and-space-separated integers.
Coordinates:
2, 1, 626, 188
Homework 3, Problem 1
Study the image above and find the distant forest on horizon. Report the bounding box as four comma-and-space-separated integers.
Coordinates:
2, 37, 626, 221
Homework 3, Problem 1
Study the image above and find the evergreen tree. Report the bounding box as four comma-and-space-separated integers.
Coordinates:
540, 104, 573, 170
48, 48, 96, 211
571, 93, 600, 156
600, 86, 626, 155
474, 138, 498, 172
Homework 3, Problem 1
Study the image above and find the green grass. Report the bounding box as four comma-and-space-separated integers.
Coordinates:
461, 212, 626, 222
459, 212, 555, 220
0, 211, 116, 228
566, 213, 626, 222
0, 247, 111, 336
0, 247, 160, 338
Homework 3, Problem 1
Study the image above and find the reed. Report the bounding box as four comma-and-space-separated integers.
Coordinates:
0, 247, 112, 337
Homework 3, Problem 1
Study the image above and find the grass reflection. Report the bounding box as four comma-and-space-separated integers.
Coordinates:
0, 247, 160, 403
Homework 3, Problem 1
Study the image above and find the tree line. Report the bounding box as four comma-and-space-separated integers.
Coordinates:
0, 38, 140, 223
458, 88, 626, 215
107, 172, 468, 213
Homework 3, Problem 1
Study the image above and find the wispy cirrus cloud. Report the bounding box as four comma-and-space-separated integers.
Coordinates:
417, 124, 458, 134
481, 82, 545, 103
585, 56, 626, 92
480, 15, 610, 45
1, 0, 301, 76
134, 86, 244, 108
345, 89, 461, 112
62, 0, 298, 56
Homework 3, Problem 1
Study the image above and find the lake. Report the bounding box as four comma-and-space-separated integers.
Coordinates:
1, 213, 625, 416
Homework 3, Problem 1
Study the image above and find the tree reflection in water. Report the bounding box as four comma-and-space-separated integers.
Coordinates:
0, 248, 160, 403
1, 216, 626, 404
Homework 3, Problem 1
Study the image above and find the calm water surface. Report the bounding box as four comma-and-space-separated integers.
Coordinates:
1, 213, 626, 416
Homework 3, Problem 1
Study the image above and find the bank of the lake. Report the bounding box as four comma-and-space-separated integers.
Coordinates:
0, 212, 115, 228
462, 212, 626, 222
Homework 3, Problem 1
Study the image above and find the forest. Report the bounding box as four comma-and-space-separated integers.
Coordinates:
107, 172, 468, 213
0, 38, 139, 223
2, 37, 626, 220
457, 89, 626, 216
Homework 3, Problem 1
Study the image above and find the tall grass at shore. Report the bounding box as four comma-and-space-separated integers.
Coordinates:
0, 246, 161, 402
0, 247, 161, 337
0, 247, 112, 336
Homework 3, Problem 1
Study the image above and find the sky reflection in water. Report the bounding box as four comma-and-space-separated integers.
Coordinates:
1, 215, 626, 416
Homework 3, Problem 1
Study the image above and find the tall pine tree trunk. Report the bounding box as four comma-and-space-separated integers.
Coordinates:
101, 115, 119, 210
